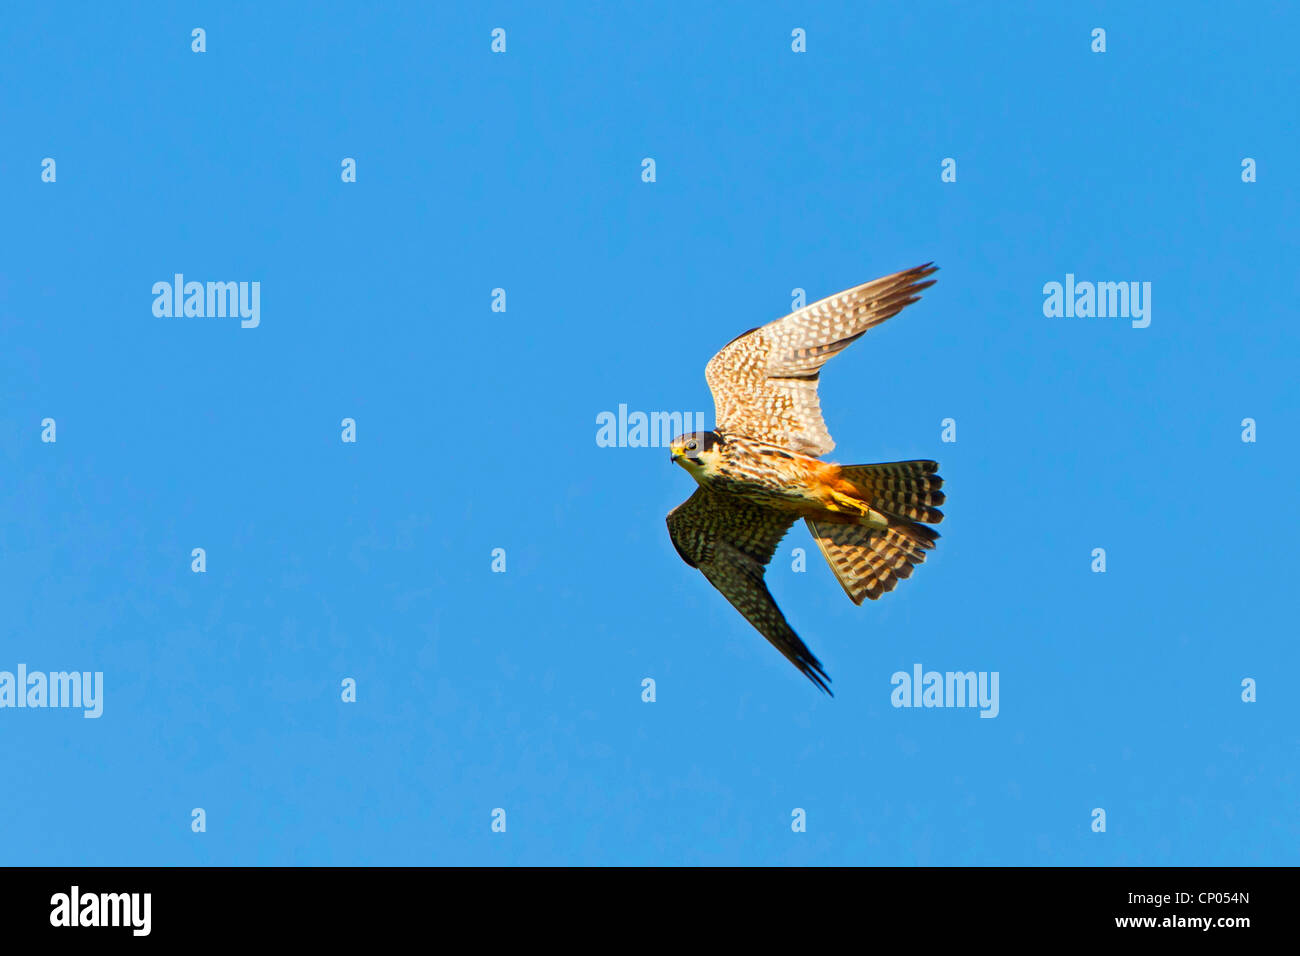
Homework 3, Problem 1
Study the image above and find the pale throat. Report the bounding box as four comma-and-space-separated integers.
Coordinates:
684, 448, 724, 484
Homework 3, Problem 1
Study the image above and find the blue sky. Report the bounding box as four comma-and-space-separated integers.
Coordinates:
1, 2, 1296, 865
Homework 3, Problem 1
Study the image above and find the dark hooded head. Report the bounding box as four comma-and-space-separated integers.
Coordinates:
669, 431, 724, 471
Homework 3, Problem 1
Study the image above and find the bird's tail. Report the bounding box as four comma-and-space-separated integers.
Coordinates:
835, 460, 945, 524
807, 460, 944, 605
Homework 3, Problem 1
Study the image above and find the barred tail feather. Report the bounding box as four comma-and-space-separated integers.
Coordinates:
836, 460, 946, 524
807, 507, 940, 605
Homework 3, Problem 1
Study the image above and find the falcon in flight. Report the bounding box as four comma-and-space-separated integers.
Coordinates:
666, 264, 944, 695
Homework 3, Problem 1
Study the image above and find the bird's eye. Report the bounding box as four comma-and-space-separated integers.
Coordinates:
687, 440, 698, 451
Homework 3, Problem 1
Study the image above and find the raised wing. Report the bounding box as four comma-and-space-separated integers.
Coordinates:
666, 487, 830, 694
705, 263, 938, 457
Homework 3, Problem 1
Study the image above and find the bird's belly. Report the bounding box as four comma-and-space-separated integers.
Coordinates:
700, 454, 881, 523
700, 462, 826, 512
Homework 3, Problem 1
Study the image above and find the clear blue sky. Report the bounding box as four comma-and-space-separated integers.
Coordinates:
2, 2, 1296, 865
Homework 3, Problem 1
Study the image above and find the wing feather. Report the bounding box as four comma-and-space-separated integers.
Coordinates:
705, 264, 938, 456
666, 488, 831, 694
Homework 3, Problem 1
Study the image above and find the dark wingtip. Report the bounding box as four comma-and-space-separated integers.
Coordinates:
802, 660, 834, 696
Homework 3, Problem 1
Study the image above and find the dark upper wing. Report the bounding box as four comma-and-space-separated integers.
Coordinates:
666, 487, 831, 694
704, 264, 938, 457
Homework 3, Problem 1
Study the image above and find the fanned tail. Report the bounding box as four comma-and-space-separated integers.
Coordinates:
808, 460, 944, 605
836, 460, 945, 524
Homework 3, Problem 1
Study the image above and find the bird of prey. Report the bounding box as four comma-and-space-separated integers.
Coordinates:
666, 264, 944, 695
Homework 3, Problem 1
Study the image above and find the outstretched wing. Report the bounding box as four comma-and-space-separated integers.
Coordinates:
666, 488, 831, 694
705, 263, 938, 457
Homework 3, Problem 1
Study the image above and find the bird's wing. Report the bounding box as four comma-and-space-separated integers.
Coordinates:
705, 263, 938, 457
666, 487, 830, 694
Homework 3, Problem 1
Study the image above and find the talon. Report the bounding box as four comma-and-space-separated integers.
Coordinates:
828, 490, 870, 515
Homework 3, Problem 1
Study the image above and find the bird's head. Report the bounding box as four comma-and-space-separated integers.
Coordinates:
669, 431, 724, 475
